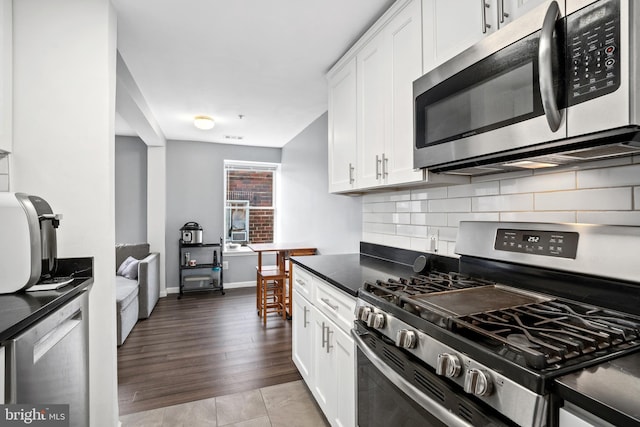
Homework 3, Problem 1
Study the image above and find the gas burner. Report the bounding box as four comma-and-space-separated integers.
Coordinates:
363, 272, 493, 307
451, 300, 640, 370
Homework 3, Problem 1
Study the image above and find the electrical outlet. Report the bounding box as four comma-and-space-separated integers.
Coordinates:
222, 261, 229, 270
428, 230, 439, 253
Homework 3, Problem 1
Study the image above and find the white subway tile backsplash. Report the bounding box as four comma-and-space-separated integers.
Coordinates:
362, 191, 411, 203
472, 194, 533, 212
396, 224, 428, 237
429, 197, 471, 213
447, 181, 499, 198
411, 186, 448, 200
362, 232, 411, 250
577, 211, 640, 225
362, 161, 640, 252
363, 222, 396, 235
411, 212, 447, 226
500, 171, 575, 194
0, 175, 8, 192
367, 202, 397, 213
535, 187, 631, 211
396, 200, 422, 213
447, 212, 499, 227
363, 212, 411, 224
499, 211, 576, 223
578, 164, 640, 189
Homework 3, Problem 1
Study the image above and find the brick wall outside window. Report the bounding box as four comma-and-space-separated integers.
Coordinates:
226, 169, 274, 243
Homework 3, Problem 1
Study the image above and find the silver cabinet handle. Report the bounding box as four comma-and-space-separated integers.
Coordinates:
375, 155, 382, 179
295, 278, 306, 287
538, 1, 562, 132
382, 153, 388, 178
321, 321, 326, 348
326, 328, 333, 353
303, 306, 309, 328
481, 0, 491, 33
348, 162, 355, 184
321, 297, 339, 311
499, 0, 509, 23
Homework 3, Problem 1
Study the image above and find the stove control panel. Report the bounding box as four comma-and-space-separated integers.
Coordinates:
495, 228, 579, 259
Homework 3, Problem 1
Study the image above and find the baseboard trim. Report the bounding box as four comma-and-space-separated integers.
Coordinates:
166, 281, 255, 294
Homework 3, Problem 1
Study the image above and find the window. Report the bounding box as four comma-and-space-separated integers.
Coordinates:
224, 160, 279, 245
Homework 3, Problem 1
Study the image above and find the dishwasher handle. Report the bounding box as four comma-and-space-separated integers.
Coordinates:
33, 310, 82, 363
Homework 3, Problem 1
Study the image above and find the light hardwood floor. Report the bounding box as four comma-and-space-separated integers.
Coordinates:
117, 287, 302, 416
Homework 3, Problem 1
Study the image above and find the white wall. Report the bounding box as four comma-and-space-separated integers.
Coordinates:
11, 1, 118, 425
280, 112, 362, 254
115, 135, 147, 243
363, 156, 640, 256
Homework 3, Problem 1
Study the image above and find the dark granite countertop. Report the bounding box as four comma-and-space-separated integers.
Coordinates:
555, 351, 640, 427
290, 253, 417, 297
0, 257, 93, 342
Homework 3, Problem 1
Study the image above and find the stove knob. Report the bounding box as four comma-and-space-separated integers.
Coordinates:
395, 329, 417, 349
464, 369, 493, 397
366, 313, 386, 329
436, 353, 461, 378
356, 306, 373, 322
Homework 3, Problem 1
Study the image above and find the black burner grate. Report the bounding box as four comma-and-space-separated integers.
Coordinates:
451, 300, 640, 370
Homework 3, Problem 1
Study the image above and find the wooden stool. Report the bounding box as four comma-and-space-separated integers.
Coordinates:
257, 267, 287, 325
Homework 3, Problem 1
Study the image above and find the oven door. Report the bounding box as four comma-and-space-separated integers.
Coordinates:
352, 325, 514, 427
413, 0, 567, 171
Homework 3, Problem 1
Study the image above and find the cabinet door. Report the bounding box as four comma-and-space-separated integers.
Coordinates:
328, 57, 357, 193
386, 0, 424, 186
357, 30, 389, 189
499, 0, 546, 27
423, 0, 497, 72
292, 290, 314, 386
332, 325, 355, 427
311, 305, 334, 419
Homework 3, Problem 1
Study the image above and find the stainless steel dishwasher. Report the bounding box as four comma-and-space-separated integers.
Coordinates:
4, 291, 89, 427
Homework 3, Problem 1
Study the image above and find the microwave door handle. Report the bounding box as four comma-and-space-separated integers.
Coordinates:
538, 1, 562, 132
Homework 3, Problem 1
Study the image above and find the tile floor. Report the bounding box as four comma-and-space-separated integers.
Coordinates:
119, 380, 329, 427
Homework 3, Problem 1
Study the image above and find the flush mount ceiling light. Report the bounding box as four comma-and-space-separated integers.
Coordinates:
193, 115, 215, 130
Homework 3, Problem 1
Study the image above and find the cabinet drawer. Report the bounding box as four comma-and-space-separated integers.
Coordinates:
315, 279, 356, 333
292, 266, 314, 302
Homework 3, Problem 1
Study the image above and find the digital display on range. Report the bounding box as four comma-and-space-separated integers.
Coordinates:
495, 229, 579, 259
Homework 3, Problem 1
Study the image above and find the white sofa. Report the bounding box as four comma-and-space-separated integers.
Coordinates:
115, 243, 160, 346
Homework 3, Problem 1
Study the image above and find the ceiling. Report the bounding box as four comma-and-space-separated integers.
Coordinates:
112, 0, 395, 148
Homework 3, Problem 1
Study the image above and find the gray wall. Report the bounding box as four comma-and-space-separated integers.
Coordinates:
115, 135, 147, 243
280, 112, 362, 254
166, 140, 281, 287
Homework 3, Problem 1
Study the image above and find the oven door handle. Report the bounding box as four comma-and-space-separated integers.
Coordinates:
351, 329, 474, 427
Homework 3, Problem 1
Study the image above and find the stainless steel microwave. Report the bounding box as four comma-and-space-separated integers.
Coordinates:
414, 0, 640, 175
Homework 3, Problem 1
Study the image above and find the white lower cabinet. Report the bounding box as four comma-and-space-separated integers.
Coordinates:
292, 268, 356, 427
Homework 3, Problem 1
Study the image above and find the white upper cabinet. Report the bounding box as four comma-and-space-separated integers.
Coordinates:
386, 0, 425, 185
328, 57, 358, 193
329, 0, 424, 193
357, 30, 389, 189
423, 0, 546, 73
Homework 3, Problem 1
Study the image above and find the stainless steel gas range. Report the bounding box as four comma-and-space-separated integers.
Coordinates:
353, 221, 640, 427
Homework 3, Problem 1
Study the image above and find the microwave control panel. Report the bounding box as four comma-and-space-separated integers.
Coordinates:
495, 229, 579, 259
566, 0, 620, 106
